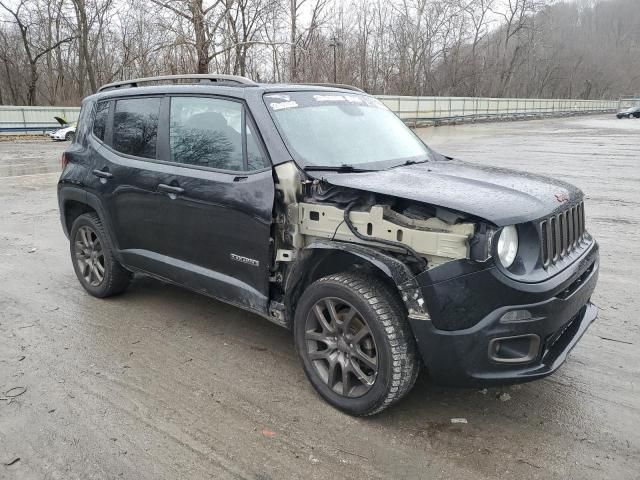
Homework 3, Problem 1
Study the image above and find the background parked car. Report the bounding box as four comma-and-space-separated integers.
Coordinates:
616, 105, 640, 118
48, 116, 77, 141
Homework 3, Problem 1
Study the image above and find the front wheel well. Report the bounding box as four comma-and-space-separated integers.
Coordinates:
63, 200, 96, 234
284, 249, 404, 329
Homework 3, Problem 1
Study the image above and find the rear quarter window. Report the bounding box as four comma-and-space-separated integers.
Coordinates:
92, 101, 110, 141
74, 101, 93, 143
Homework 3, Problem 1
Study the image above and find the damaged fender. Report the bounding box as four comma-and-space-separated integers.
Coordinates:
284, 239, 429, 326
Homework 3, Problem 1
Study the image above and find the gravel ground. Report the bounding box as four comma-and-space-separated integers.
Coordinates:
0, 115, 639, 479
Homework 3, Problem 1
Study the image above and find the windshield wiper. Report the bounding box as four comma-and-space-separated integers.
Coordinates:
303, 164, 376, 173
392, 158, 429, 169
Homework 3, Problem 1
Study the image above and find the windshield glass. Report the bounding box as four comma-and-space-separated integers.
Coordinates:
264, 91, 431, 168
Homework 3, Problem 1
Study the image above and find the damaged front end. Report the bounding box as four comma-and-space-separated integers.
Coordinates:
268, 160, 599, 388
261, 88, 599, 389
269, 161, 493, 326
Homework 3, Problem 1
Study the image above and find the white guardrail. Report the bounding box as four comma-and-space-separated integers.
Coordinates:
376, 96, 619, 125
0, 96, 620, 134
0, 106, 81, 134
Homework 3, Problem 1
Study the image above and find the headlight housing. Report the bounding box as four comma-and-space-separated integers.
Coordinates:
497, 225, 518, 268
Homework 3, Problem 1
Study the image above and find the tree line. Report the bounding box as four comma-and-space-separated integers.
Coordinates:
0, 0, 638, 106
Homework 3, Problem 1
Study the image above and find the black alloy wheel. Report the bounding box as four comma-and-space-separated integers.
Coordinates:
294, 272, 420, 416
304, 297, 379, 398
74, 225, 105, 286
70, 213, 130, 297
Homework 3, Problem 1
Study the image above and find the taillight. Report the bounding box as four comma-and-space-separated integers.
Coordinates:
61, 152, 69, 169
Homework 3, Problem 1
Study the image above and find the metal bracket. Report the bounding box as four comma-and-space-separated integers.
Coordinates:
276, 249, 295, 262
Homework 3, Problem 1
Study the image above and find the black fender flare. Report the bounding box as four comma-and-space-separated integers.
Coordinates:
58, 185, 124, 263
284, 239, 429, 326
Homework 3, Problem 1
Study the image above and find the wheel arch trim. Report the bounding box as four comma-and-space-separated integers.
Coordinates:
58, 185, 124, 263
283, 240, 429, 328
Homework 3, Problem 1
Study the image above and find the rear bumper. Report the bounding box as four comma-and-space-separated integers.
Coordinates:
409, 241, 599, 387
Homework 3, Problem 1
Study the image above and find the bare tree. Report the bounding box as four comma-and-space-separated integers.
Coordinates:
0, 0, 639, 105
0, 0, 75, 105
288, 0, 328, 81
150, 0, 230, 73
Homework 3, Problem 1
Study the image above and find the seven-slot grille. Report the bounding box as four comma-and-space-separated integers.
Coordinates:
540, 202, 586, 268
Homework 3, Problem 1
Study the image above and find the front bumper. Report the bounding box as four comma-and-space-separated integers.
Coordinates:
409, 241, 599, 387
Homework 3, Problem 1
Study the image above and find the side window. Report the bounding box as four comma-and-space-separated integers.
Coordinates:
246, 121, 269, 170
170, 96, 269, 171
92, 101, 109, 141
112, 97, 160, 159
170, 97, 243, 170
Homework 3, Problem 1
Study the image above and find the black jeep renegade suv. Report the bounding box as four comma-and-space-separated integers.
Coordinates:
58, 74, 599, 415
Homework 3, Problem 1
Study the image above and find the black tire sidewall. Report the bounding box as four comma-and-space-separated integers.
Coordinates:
294, 279, 394, 415
69, 214, 114, 297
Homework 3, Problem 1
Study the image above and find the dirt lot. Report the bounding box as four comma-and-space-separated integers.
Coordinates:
1, 115, 639, 479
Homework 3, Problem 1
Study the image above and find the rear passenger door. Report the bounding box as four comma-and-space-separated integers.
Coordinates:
91, 96, 166, 265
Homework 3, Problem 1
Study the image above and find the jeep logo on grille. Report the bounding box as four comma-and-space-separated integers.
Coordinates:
230, 253, 260, 267
555, 192, 569, 203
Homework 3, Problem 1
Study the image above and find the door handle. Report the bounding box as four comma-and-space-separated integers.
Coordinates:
233, 176, 248, 182
92, 169, 113, 179
158, 183, 185, 195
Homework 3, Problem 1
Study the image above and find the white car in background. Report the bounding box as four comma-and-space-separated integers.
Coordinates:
48, 116, 76, 141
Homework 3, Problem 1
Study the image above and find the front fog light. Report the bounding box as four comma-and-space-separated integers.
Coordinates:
497, 225, 518, 267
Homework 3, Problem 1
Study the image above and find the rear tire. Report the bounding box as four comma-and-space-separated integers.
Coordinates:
65, 131, 74, 141
294, 272, 420, 416
69, 213, 130, 297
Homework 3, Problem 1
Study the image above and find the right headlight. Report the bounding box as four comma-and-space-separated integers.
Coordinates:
497, 225, 519, 268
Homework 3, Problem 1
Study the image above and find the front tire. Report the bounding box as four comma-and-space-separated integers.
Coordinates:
69, 213, 130, 297
294, 272, 419, 416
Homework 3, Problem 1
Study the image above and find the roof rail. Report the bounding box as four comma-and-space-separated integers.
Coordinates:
98, 74, 257, 92
298, 83, 365, 93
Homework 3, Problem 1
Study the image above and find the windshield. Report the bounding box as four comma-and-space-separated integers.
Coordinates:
264, 91, 431, 169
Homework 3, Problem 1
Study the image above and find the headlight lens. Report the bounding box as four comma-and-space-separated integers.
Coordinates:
497, 225, 518, 267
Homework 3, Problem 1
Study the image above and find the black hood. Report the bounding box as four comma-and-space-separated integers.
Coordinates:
308, 159, 583, 226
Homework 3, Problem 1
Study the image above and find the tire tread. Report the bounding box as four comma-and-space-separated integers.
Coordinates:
312, 271, 420, 415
